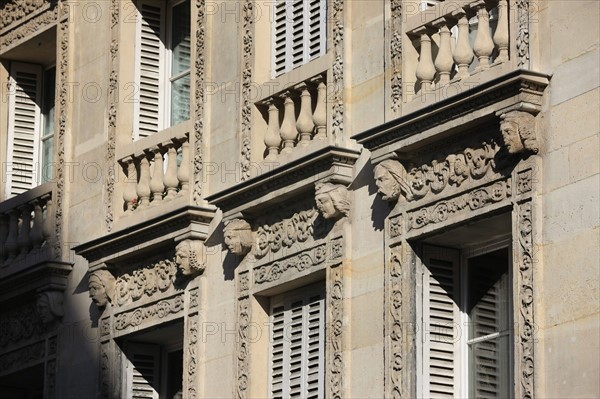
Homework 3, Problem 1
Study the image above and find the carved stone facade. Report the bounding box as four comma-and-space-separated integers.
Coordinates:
0, 1, 597, 398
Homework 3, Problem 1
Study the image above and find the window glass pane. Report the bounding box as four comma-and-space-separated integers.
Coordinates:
42, 137, 54, 183
171, 1, 191, 76
170, 73, 190, 125
469, 334, 510, 398
467, 248, 509, 338
42, 67, 56, 140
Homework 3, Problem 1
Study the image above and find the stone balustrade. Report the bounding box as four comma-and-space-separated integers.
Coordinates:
0, 184, 54, 267
258, 73, 328, 160
408, 0, 509, 91
118, 132, 190, 214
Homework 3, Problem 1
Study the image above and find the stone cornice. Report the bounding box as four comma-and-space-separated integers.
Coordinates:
352, 70, 550, 162
206, 146, 360, 217
73, 206, 216, 269
0, 261, 71, 304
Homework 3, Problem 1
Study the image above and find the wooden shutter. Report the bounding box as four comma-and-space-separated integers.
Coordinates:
6, 63, 42, 196
272, 0, 326, 77
125, 343, 161, 399
135, 0, 165, 139
270, 286, 325, 399
422, 245, 460, 398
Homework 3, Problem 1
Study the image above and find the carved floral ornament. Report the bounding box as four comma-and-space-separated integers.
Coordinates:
374, 112, 538, 203
0, 0, 49, 30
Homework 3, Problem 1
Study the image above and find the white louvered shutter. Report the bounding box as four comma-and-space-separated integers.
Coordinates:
270, 287, 325, 399
135, 0, 166, 139
423, 246, 460, 399
126, 343, 161, 399
6, 63, 42, 196
272, 0, 326, 77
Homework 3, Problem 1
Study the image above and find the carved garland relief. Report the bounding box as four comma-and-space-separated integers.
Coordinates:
240, 0, 254, 181
390, 0, 403, 112
114, 259, 178, 306
331, 0, 344, 138
328, 265, 344, 399
193, 0, 206, 204
388, 246, 403, 398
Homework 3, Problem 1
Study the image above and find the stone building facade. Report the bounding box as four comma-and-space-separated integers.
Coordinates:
0, 0, 598, 398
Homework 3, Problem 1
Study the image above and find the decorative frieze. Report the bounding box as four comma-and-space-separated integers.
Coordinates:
516, 0, 531, 68
390, 0, 403, 112
114, 294, 184, 331
255, 209, 317, 259
114, 259, 177, 307
0, 302, 44, 348
0, 340, 45, 375
254, 239, 342, 285
330, 0, 345, 138
0, 1, 57, 50
407, 179, 511, 231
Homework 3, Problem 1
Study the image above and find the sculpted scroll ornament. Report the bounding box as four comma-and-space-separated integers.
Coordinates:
255, 209, 317, 259
114, 295, 183, 330
408, 180, 511, 230
114, 259, 177, 306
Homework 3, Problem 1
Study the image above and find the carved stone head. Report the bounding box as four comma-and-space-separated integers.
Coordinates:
374, 160, 412, 202
223, 219, 253, 256
36, 291, 64, 325
88, 270, 116, 308
175, 239, 206, 276
315, 183, 350, 219
500, 111, 538, 154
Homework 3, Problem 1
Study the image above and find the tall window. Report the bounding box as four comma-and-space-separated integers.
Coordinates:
272, 0, 326, 77
269, 283, 325, 399
135, 0, 191, 139
5, 63, 56, 196
421, 245, 512, 398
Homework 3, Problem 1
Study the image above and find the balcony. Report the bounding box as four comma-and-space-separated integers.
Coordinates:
0, 183, 71, 300
114, 121, 193, 231
401, 0, 525, 112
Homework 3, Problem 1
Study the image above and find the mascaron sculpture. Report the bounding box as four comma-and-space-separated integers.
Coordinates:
175, 239, 206, 277
88, 270, 116, 308
315, 183, 350, 219
224, 219, 254, 256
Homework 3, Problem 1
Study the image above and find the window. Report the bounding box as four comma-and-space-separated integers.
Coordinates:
269, 284, 325, 399
5, 63, 56, 196
134, 0, 191, 139
421, 244, 512, 398
272, 0, 326, 77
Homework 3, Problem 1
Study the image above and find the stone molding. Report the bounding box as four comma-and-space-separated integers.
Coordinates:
330, 0, 344, 139
0, 1, 57, 51
240, 0, 254, 181
254, 238, 342, 285
328, 264, 344, 399
113, 294, 184, 334
406, 178, 512, 232
193, 0, 207, 204
389, 0, 403, 113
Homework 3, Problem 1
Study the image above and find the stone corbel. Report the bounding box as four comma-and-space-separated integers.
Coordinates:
314, 182, 351, 220
223, 218, 254, 257
174, 239, 206, 277
497, 107, 539, 155
35, 290, 64, 326
373, 159, 413, 203
88, 268, 116, 309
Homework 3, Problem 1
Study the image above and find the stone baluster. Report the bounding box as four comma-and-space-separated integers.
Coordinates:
177, 136, 190, 195
164, 144, 179, 200
29, 200, 45, 250
493, 0, 509, 63
122, 158, 138, 212
279, 91, 298, 153
433, 18, 454, 86
150, 147, 165, 204
17, 205, 32, 258
471, 0, 494, 69
264, 99, 282, 160
136, 153, 151, 208
311, 76, 327, 140
42, 198, 53, 242
295, 83, 315, 146
452, 9, 474, 79
5, 211, 19, 261
0, 214, 7, 262
414, 27, 436, 91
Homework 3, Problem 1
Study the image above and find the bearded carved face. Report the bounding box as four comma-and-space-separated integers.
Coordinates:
374, 165, 401, 201
89, 281, 108, 307
500, 119, 524, 154
315, 193, 339, 219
